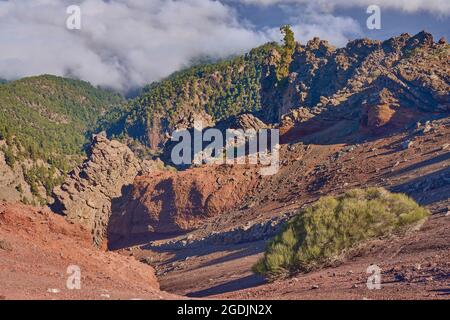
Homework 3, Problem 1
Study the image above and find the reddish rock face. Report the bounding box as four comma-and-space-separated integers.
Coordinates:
107, 165, 261, 246
0, 203, 172, 299
366, 103, 396, 128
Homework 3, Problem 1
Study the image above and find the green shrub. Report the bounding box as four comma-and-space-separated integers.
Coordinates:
253, 188, 429, 279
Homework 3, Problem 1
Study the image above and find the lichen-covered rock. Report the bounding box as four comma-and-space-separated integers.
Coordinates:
52, 133, 152, 247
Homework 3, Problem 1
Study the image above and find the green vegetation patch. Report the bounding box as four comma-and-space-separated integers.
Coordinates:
0, 75, 123, 165
99, 43, 279, 146
0, 75, 123, 204
253, 188, 429, 279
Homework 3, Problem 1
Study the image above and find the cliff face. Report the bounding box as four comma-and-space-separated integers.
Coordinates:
107, 165, 262, 247
274, 32, 449, 138
52, 133, 156, 247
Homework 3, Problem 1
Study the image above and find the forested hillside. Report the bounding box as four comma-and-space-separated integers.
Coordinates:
0, 75, 123, 204
99, 42, 280, 150
2, 29, 447, 206
0, 41, 279, 203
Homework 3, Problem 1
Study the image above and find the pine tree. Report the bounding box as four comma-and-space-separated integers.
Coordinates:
276, 25, 296, 81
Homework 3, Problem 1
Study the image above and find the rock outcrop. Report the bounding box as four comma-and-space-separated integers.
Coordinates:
273, 32, 449, 142
216, 113, 269, 131
52, 133, 154, 247
161, 113, 269, 169
107, 164, 261, 247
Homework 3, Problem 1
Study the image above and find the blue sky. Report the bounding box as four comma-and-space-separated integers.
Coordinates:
0, 0, 448, 91
228, 0, 449, 43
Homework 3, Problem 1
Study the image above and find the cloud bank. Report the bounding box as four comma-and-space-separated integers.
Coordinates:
0, 0, 444, 92
238, 0, 450, 15
0, 0, 364, 91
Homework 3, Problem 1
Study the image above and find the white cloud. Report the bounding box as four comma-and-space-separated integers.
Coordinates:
237, 0, 450, 15
0, 0, 362, 91
271, 3, 363, 45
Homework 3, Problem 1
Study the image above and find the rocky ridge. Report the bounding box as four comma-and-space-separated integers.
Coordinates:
102, 32, 449, 154
270, 32, 449, 140
52, 133, 158, 247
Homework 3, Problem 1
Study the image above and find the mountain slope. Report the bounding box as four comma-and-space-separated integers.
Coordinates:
278, 32, 449, 142
0, 75, 124, 204
100, 43, 279, 151
99, 32, 449, 157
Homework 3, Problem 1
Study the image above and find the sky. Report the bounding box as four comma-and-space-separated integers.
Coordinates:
0, 0, 448, 92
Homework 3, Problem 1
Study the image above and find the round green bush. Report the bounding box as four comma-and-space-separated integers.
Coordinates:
253, 188, 429, 279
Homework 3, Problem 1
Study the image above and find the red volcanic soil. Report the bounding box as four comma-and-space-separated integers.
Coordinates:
133, 117, 450, 300
0, 203, 177, 300
2, 117, 449, 300
216, 213, 450, 300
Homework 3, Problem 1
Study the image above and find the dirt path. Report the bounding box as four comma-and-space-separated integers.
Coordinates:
133, 241, 266, 297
